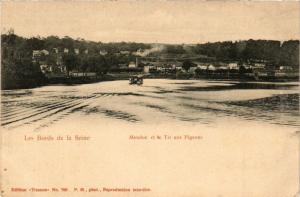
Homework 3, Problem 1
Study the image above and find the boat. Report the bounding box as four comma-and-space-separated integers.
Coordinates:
129, 75, 143, 85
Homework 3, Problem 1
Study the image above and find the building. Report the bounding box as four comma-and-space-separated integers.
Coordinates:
228, 62, 239, 70
64, 48, 69, 53
70, 72, 97, 77
116, 64, 126, 69
207, 64, 216, 71
174, 62, 183, 70
99, 50, 108, 55
32, 49, 49, 63
218, 66, 228, 70
241, 63, 252, 69
253, 63, 266, 69
128, 62, 136, 68
252, 67, 267, 77
144, 65, 150, 73
74, 48, 80, 55
197, 65, 208, 70
189, 66, 198, 73
120, 51, 130, 55
134, 48, 145, 56
40, 64, 50, 74
32, 49, 49, 57
40, 64, 65, 74
279, 66, 293, 71
53, 48, 59, 53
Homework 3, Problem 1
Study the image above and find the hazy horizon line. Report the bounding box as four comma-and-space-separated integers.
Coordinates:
2, 30, 299, 45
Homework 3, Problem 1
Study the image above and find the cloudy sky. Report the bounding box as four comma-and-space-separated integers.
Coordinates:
1, 1, 299, 44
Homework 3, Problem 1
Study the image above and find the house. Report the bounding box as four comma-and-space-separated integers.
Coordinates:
120, 51, 130, 55
41, 49, 49, 55
218, 66, 228, 70
252, 67, 267, 77
128, 62, 136, 68
279, 66, 293, 70
32, 50, 50, 63
271, 66, 297, 77
56, 55, 63, 66
32, 50, 40, 58
197, 65, 208, 70
59, 65, 67, 73
207, 64, 216, 71
99, 50, 108, 55
144, 65, 150, 73
189, 66, 198, 73
156, 64, 164, 71
40, 64, 50, 73
70, 72, 97, 77
175, 66, 182, 71
228, 62, 239, 70
141, 62, 166, 71
74, 48, 79, 55
53, 48, 59, 53
32, 49, 49, 58
192, 61, 210, 70
170, 62, 183, 71
241, 63, 251, 69
118, 63, 128, 69
253, 63, 266, 69
40, 64, 64, 74
64, 48, 69, 53
134, 48, 145, 56
141, 62, 156, 72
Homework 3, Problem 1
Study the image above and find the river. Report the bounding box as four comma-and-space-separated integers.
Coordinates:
1, 79, 299, 131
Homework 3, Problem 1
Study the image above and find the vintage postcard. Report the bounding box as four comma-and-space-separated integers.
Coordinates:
0, 1, 299, 197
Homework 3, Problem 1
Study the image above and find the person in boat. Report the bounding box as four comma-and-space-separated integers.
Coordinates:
129, 75, 143, 85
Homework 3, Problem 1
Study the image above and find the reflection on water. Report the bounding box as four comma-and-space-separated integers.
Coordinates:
83, 107, 140, 123
1, 79, 299, 130
178, 82, 298, 91
227, 94, 299, 113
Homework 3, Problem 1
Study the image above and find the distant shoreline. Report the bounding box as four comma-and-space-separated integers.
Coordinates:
2, 75, 298, 90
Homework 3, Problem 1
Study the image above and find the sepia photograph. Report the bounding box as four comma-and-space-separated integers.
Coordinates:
1, 1, 299, 196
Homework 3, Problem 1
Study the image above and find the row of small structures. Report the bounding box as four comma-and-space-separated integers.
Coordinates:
32, 49, 298, 81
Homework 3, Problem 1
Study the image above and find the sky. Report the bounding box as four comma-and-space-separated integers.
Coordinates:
1, 1, 300, 44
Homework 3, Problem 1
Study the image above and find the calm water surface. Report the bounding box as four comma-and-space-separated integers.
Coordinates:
1, 79, 299, 131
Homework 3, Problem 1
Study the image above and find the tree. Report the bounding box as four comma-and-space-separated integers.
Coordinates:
1, 33, 46, 89
62, 53, 79, 76
280, 40, 299, 67
1, 55, 46, 89
165, 45, 186, 54
182, 60, 195, 72
26, 37, 45, 50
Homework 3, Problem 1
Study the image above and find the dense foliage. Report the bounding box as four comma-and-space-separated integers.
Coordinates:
1, 32, 299, 89
1, 33, 46, 89
1, 33, 152, 89
192, 40, 299, 66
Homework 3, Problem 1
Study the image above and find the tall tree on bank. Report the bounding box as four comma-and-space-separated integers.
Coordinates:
1, 32, 46, 89
182, 60, 196, 72
62, 53, 79, 76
